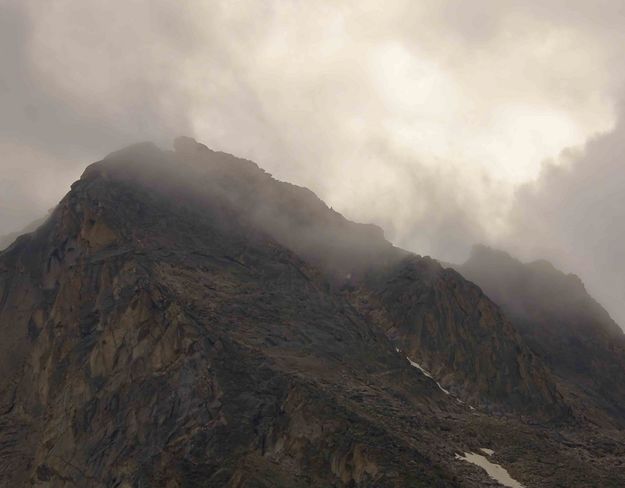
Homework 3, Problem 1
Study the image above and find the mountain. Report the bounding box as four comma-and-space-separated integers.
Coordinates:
459, 245, 625, 424
347, 255, 565, 416
1, 138, 624, 487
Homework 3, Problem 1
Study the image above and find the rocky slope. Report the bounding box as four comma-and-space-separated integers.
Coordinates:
0, 141, 455, 487
347, 256, 565, 417
459, 245, 625, 424
0, 139, 624, 486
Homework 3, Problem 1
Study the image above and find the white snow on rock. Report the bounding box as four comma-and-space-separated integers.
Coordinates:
480, 448, 495, 456
455, 451, 525, 488
407, 357, 450, 395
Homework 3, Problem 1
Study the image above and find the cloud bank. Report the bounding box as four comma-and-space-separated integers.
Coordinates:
1, 0, 624, 323
505, 108, 625, 325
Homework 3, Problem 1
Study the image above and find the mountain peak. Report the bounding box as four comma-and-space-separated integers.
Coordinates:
77, 139, 395, 280
4, 140, 624, 486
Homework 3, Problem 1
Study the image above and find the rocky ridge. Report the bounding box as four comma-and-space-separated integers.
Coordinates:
459, 245, 625, 425
0, 139, 623, 486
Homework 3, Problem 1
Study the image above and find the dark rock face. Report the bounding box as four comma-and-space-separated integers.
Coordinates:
0, 139, 623, 487
348, 256, 567, 417
459, 245, 625, 423
0, 142, 455, 487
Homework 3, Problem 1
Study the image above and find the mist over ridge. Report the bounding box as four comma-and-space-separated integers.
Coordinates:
1, 0, 624, 324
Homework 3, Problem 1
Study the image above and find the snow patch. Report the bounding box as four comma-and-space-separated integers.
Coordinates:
455, 452, 525, 488
407, 357, 450, 395
480, 448, 495, 456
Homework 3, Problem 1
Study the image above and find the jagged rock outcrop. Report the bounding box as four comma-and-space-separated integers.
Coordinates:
347, 255, 567, 417
459, 245, 625, 423
0, 139, 623, 487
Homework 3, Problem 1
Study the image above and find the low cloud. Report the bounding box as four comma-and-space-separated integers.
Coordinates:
1, 0, 624, 323
504, 107, 625, 325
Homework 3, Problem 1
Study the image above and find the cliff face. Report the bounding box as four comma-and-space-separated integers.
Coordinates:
459, 245, 625, 423
348, 256, 565, 416
0, 139, 607, 487
0, 141, 456, 487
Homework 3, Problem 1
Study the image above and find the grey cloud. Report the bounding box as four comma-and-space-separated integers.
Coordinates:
505, 107, 625, 325
1, 0, 624, 326
0, 1, 195, 233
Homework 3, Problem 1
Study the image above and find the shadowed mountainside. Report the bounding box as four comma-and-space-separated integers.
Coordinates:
1, 139, 624, 486
459, 245, 625, 424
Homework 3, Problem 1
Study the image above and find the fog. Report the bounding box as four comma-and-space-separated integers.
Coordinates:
504, 110, 625, 326
1, 1, 624, 324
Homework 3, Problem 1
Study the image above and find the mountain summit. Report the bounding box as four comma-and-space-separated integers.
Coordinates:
0, 139, 623, 486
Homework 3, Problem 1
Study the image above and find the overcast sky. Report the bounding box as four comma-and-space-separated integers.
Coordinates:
1, 0, 624, 325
